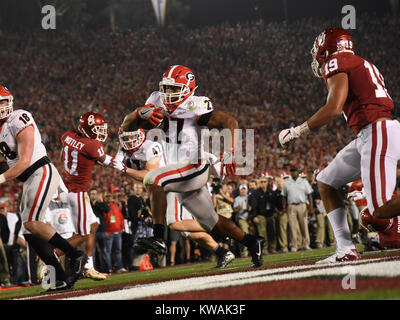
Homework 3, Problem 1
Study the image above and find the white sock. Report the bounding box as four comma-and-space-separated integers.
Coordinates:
84, 255, 94, 269
327, 207, 355, 252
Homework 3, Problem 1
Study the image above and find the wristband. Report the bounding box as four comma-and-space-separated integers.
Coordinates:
295, 121, 310, 136
0, 174, 6, 184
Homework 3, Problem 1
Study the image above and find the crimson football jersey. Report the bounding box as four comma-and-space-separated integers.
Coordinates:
322, 52, 394, 134
61, 130, 105, 192
379, 216, 400, 249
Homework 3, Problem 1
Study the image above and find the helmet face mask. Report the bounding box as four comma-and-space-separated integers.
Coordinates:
0, 86, 13, 120
78, 112, 108, 142
119, 128, 145, 153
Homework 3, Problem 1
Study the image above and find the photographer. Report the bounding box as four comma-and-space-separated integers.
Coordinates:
89, 188, 110, 274
104, 193, 126, 274
212, 182, 234, 251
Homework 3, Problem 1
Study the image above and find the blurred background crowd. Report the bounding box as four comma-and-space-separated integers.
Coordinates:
0, 0, 399, 287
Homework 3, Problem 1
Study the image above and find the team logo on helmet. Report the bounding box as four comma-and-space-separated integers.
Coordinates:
87, 114, 95, 126
316, 32, 326, 47
185, 72, 195, 81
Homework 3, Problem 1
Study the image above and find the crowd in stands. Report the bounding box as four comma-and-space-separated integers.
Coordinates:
0, 12, 400, 285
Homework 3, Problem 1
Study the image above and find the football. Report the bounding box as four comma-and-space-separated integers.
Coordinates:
0, 161, 9, 174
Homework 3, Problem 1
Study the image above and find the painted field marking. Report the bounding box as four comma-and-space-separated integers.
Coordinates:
64, 256, 400, 300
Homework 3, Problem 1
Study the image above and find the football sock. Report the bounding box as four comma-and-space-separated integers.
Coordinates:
153, 224, 165, 240
327, 207, 355, 251
24, 234, 67, 281
214, 245, 227, 258
85, 256, 94, 269
239, 233, 254, 247
48, 232, 81, 259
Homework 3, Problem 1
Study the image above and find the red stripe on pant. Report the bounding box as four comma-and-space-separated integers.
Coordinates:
82, 192, 87, 235
77, 192, 81, 234
175, 196, 179, 222
370, 122, 379, 210
28, 165, 47, 222
154, 163, 201, 186
380, 121, 388, 204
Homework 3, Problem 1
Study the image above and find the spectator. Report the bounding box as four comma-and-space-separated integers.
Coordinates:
274, 176, 288, 252
251, 175, 277, 254
104, 193, 127, 274
212, 183, 234, 251
233, 184, 251, 257
89, 188, 110, 274
282, 167, 314, 252
0, 202, 12, 288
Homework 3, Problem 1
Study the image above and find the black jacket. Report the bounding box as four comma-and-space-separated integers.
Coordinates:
91, 201, 110, 233
251, 187, 276, 218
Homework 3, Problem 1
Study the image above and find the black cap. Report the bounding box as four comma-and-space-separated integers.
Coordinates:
290, 167, 298, 172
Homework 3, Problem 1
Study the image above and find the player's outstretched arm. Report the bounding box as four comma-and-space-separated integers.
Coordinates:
0, 125, 34, 184
98, 154, 127, 174
125, 156, 161, 182
279, 72, 349, 147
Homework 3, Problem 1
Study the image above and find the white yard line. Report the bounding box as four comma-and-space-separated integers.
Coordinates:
64, 257, 400, 300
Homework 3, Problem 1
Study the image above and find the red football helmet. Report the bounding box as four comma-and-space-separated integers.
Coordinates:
0, 86, 13, 120
311, 28, 354, 77
118, 127, 146, 153
78, 112, 108, 142
159, 65, 197, 112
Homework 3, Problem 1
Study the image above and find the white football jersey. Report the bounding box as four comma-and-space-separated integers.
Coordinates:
116, 139, 166, 170
0, 109, 47, 167
145, 92, 213, 164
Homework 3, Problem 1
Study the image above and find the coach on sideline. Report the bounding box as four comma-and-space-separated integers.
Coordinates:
282, 167, 314, 252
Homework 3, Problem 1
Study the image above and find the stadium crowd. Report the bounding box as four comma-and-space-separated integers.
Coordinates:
0, 12, 399, 286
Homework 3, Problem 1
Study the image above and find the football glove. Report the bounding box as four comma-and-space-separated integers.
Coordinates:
109, 157, 127, 174
135, 104, 164, 127
220, 149, 237, 177
279, 122, 309, 147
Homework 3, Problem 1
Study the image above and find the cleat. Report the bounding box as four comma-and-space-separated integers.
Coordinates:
37, 259, 48, 282
216, 250, 235, 268
315, 248, 361, 264
68, 251, 88, 285
46, 280, 72, 292
84, 267, 107, 280
137, 237, 167, 255
248, 236, 265, 268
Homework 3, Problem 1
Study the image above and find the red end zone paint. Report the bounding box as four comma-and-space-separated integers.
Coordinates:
144, 277, 400, 300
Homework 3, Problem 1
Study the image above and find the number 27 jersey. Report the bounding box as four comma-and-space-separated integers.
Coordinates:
61, 130, 105, 192
322, 52, 394, 134
0, 109, 47, 168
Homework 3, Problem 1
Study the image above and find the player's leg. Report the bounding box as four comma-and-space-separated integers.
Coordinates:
362, 120, 400, 219
177, 186, 265, 267
167, 195, 235, 268
166, 192, 207, 233
316, 139, 362, 263
21, 164, 87, 289
79, 193, 106, 280
187, 232, 235, 268
136, 185, 167, 255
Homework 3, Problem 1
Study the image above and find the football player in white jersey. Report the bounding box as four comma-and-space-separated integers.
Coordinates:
0, 85, 87, 290
122, 65, 265, 267
116, 126, 236, 268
